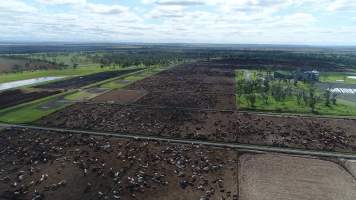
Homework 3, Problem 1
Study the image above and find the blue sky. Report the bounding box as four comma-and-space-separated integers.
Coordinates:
1, 0, 356, 45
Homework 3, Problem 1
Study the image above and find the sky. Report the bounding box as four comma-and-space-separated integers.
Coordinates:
1, 0, 356, 45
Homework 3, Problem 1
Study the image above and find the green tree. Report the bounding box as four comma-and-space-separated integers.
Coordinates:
324, 90, 331, 107
246, 93, 257, 107
331, 93, 337, 105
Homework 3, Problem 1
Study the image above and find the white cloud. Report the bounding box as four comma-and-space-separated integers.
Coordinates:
147, 5, 185, 18
0, 0, 37, 13
0, 0, 354, 45
327, 0, 356, 12
155, 0, 205, 6
85, 3, 129, 15
36, 0, 87, 6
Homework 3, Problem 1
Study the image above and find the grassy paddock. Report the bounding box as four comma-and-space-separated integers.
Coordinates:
0, 90, 76, 123
0, 64, 170, 123
238, 94, 356, 116
0, 65, 115, 83
235, 69, 356, 117
320, 72, 356, 84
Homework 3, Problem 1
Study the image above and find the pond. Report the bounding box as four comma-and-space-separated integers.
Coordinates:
0, 76, 65, 91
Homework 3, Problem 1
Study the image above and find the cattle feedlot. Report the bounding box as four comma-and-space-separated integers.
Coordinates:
1, 44, 356, 200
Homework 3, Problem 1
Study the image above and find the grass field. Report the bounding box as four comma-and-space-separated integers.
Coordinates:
26, 52, 97, 67
0, 91, 74, 123
238, 95, 356, 116
236, 70, 356, 116
0, 65, 169, 123
100, 65, 166, 89
0, 65, 116, 83
320, 72, 356, 84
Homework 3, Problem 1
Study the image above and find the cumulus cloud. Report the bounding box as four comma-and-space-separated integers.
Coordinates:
0, 0, 355, 44
0, 0, 37, 13
36, 0, 87, 6
156, 0, 205, 6
327, 0, 356, 12
85, 3, 129, 15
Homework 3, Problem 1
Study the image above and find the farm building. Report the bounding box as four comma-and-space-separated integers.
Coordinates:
303, 70, 320, 81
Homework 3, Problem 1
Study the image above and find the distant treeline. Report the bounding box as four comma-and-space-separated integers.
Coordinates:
1, 44, 356, 71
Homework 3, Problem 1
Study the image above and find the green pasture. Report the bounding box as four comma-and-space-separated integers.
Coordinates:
320, 72, 356, 84
0, 64, 169, 123
0, 65, 114, 83
236, 69, 356, 117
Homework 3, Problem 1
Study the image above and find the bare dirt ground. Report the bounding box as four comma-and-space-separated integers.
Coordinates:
36, 61, 356, 153
37, 103, 356, 152
0, 128, 238, 200
134, 92, 236, 109
125, 64, 235, 94
92, 89, 148, 104
239, 153, 356, 200
341, 159, 356, 178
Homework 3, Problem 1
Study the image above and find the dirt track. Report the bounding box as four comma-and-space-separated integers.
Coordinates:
0, 128, 238, 200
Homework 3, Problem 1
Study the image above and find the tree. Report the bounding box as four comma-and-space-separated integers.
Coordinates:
246, 93, 257, 107
302, 90, 308, 105
261, 92, 269, 104
308, 87, 319, 113
72, 63, 78, 69
331, 93, 337, 105
296, 90, 303, 105
324, 90, 331, 107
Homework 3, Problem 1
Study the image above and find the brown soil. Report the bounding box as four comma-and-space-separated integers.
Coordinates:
125, 64, 235, 93
0, 128, 238, 200
92, 89, 148, 104
239, 153, 356, 200
36, 103, 356, 153
37, 61, 356, 153
134, 92, 236, 109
